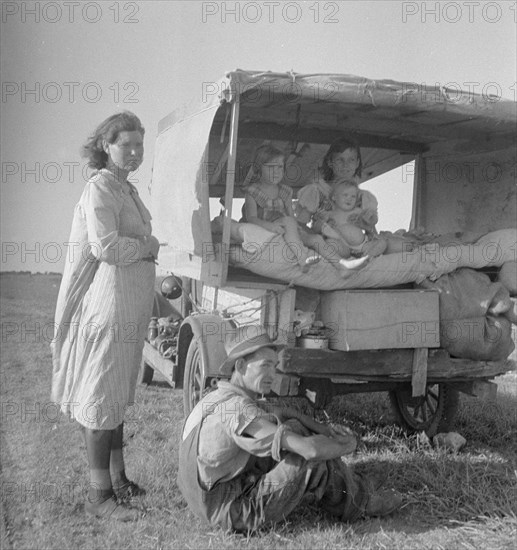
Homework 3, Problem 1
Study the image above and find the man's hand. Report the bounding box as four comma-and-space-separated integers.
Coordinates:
328, 423, 355, 438
304, 433, 356, 460
264, 406, 359, 458
327, 424, 358, 454
149, 235, 160, 259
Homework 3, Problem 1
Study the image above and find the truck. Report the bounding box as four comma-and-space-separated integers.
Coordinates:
141, 70, 516, 436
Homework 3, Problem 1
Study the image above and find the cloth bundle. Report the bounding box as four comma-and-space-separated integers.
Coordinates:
418, 268, 515, 361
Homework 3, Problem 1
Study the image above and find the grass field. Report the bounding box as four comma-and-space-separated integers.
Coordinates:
1, 272, 516, 550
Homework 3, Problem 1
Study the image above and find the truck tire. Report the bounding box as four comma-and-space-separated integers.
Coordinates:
389, 383, 459, 437
183, 337, 208, 417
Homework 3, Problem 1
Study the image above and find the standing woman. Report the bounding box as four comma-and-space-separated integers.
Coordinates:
51, 111, 159, 521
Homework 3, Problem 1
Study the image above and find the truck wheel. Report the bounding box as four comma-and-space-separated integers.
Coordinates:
183, 338, 208, 417
389, 383, 459, 437
140, 360, 154, 385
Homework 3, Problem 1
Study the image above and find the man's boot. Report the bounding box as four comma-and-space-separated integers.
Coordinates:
364, 488, 403, 517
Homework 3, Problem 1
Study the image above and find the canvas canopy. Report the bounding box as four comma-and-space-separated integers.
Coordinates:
156, 69, 516, 189
150, 69, 516, 283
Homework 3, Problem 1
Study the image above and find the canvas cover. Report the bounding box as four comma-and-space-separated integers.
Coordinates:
150, 70, 516, 279
228, 229, 517, 290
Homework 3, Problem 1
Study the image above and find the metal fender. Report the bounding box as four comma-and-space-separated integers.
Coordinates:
177, 314, 236, 382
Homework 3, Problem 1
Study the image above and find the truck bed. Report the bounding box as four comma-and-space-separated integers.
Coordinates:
279, 347, 514, 380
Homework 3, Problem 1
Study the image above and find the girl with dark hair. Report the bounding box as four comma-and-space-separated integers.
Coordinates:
51, 111, 158, 521
320, 137, 363, 182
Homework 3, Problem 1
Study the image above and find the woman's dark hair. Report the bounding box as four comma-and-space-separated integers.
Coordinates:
321, 137, 362, 182
81, 111, 145, 169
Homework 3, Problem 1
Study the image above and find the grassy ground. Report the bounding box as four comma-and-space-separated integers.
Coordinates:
1, 273, 516, 549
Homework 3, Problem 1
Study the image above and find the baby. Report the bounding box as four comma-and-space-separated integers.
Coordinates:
321, 181, 388, 258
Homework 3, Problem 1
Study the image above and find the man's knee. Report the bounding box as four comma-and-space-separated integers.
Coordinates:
284, 418, 312, 436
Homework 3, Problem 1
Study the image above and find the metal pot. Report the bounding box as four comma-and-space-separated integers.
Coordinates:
297, 335, 329, 349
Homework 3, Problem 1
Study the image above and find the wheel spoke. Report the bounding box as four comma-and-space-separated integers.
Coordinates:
428, 388, 439, 402
194, 370, 202, 388
425, 394, 437, 414
412, 403, 423, 423
391, 383, 458, 436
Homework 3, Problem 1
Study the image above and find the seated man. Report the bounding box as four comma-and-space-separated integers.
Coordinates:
178, 326, 403, 533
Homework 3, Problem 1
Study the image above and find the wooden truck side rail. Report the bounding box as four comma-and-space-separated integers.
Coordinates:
273, 347, 515, 402
278, 348, 514, 380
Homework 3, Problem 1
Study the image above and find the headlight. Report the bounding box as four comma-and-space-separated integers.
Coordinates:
160, 275, 182, 300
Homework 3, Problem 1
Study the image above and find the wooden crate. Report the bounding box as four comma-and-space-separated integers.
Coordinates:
320, 289, 440, 351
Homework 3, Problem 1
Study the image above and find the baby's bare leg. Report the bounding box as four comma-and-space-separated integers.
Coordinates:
320, 225, 355, 258
322, 222, 368, 255
335, 223, 367, 248
302, 233, 368, 272
302, 232, 346, 260
321, 223, 343, 241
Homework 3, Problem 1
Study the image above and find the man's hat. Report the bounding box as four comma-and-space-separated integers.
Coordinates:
219, 325, 285, 375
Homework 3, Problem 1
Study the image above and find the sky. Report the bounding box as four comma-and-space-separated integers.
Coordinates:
1, 0, 516, 273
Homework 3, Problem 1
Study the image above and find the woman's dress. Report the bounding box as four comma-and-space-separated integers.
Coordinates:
51, 169, 155, 430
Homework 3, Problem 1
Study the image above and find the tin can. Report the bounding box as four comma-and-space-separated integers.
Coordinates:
297, 335, 329, 349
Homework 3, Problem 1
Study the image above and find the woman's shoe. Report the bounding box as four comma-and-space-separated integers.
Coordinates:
85, 495, 140, 521
113, 480, 146, 500
339, 255, 369, 270
300, 255, 321, 273
305, 255, 321, 267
